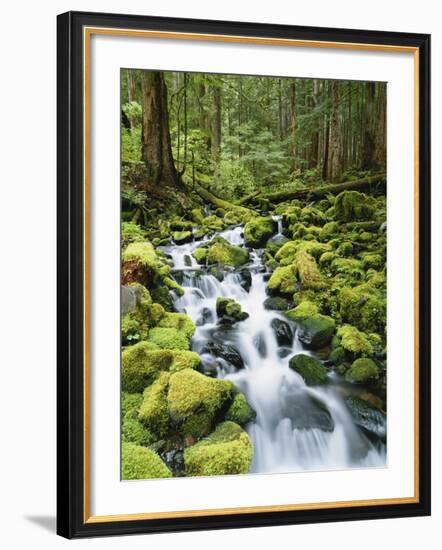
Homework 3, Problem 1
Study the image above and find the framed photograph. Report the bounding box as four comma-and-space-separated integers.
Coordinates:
57, 11, 431, 538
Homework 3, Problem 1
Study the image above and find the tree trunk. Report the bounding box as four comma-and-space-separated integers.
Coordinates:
374, 83, 387, 168
327, 81, 342, 181
212, 85, 222, 161
290, 81, 297, 171
361, 82, 376, 170
127, 70, 138, 131
141, 71, 179, 187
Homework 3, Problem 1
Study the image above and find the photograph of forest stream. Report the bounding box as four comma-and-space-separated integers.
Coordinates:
120, 69, 387, 480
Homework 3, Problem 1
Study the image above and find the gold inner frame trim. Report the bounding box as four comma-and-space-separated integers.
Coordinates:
83, 26, 420, 524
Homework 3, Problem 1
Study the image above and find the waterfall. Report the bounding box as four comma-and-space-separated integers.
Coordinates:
161, 223, 386, 474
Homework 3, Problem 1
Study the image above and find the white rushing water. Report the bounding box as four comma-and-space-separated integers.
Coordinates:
161, 222, 386, 474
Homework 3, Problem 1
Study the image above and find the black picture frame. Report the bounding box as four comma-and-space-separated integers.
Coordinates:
57, 10, 431, 539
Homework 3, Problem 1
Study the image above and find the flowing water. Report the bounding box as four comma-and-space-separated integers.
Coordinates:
160, 219, 386, 474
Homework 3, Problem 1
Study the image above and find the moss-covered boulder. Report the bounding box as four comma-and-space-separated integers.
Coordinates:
225, 393, 256, 425
296, 314, 336, 349
334, 190, 375, 222
244, 216, 275, 247
338, 286, 386, 333
206, 237, 249, 267
122, 442, 171, 480
192, 247, 208, 264
289, 354, 328, 385
146, 327, 190, 350
336, 325, 373, 357
263, 296, 290, 311
345, 357, 380, 383
172, 230, 193, 244
191, 208, 204, 225
167, 369, 235, 440
122, 343, 200, 392
361, 253, 384, 270
157, 312, 195, 340
121, 222, 146, 248
184, 421, 253, 476
319, 221, 339, 241
328, 346, 346, 366
286, 301, 319, 321
202, 215, 224, 232
216, 297, 249, 325
122, 416, 156, 447
267, 264, 297, 295
295, 250, 327, 290
138, 372, 170, 437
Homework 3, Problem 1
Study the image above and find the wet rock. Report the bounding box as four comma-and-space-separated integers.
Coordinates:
289, 353, 328, 385
172, 230, 193, 244
237, 269, 252, 292
201, 341, 244, 370
184, 254, 193, 267
297, 314, 336, 349
271, 318, 293, 346
121, 285, 137, 315
263, 296, 289, 311
196, 307, 214, 327
253, 333, 267, 357
161, 449, 185, 477
216, 297, 249, 326
277, 347, 292, 359
346, 396, 386, 440
244, 216, 276, 247
281, 392, 334, 432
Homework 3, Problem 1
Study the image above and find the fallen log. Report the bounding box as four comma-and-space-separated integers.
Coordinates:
194, 182, 253, 215
264, 173, 386, 203
342, 221, 384, 232
236, 190, 261, 206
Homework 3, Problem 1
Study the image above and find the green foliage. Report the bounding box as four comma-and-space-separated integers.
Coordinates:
184, 421, 253, 477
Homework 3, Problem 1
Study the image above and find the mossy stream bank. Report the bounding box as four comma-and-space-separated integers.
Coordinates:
121, 190, 387, 479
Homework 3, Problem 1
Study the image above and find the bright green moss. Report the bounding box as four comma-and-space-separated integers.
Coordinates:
192, 247, 208, 263
299, 206, 326, 226
289, 353, 328, 385
121, 222, 146, 248
206, 237, 249, 267
122, 442, 171, 480
122, 416, 156, 447
202, 215, 224, 231
361, 253, 383, 269
319, 251, 337, 266
334, 191, 375, 222
267, 264, 297, 295
167, 369, 235, 440
286, 300, 319, 321
223, 210, 242, 225
274, 241, 299, 265
163, 277, 184, 296
225, 393, 256, 425
146, 327, 190, 350
330, 258, 364, 281
138, 372, 170, 437
336, 325, 373, 356
184, 422, 253, 477
339, 286, 386, 333
319, 221, 339, 241
172, 230, 193, 244
345, 358, 380, 383
122, 344, 199, 393
295, 250, 327, 290
336, 241, 354, 257
244, 216, 275, 247
123, 241, 161, 270
328, 346, 346, 366
121, 392, 143, 419
191, 208, 204, 225
157, 312, 195, 340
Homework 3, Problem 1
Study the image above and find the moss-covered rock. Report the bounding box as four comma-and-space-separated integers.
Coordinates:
172, 230, 193, 244
122, 392, 143, 419
338, 286, 386, 333
244, 216, 275, 247
191, 208, 204, 225
263, 296, 290, 311
138, 372, 170, 437
319, 221, 339, 241
361, 253, 384, 270
330, 257, 364, 281
295, 250, 327, 290
225, 393, 256, 425
122, 343, 200, 392
336, 241, 354, 257
334, 191, 375, 222
297, 314, 336, 349
122, 442, 171, 480
289, 353, 328, 385
345, 357, 380, 383
121, 222, 146, 248
319, 251, 337, 266
203, 215, 224, 232
223, 210, 242, 226
192, 247, 208, 264
206, 237, 249, 267
184, 421, 253, 477
157, 312, 195, 340
146, 327, 190, 350
122, 416, 156, 447
216, 297, 249, 325
336, 325, 373, 356
286, 300, 319, 321
328, 346, 346, 366
267, 264, 297, 295
167, 369, 235, 440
